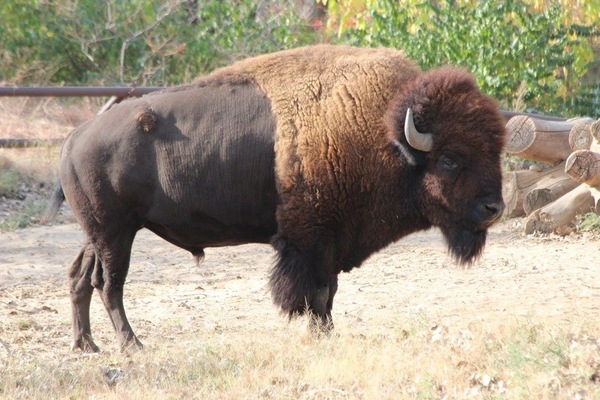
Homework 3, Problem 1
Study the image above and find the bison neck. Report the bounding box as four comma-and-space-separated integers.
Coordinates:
335, 158, 431, 272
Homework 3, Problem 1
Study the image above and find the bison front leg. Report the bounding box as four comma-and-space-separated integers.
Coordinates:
308, 274, 339, 333
68, 242, 101, 353
270, 236, 339, 333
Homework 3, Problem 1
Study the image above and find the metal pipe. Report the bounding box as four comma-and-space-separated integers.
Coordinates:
0, 86, 164, 97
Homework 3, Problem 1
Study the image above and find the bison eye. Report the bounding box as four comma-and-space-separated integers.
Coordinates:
440, 155, 458, 171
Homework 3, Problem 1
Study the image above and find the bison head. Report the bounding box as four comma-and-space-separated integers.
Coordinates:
385, 67, 506, 264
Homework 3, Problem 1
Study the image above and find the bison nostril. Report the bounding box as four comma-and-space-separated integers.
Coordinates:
484, 202, 505, 221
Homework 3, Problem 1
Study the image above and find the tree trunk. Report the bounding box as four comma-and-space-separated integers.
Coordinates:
506, 116, 593, 163
500, 110, 565, 123
524, 184, 594, 234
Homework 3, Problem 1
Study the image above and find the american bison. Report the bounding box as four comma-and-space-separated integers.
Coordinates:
42, 45, 506, 352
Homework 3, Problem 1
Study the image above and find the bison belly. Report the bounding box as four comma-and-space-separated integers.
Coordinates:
61, 82, 279, 250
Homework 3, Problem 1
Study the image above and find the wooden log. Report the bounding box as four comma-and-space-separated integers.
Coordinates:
523, 176, 580, 215
502, 163, 568, 217
564, 150, 600, 186
589, 186, 600, 214
591, 119, 600, 142
503, 170, 534, 218
568, 121, 593, 151
506, 116, 593, 163
524, 184, 594, 234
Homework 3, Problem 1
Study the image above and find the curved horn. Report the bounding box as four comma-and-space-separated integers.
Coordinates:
404, 108, 434, 152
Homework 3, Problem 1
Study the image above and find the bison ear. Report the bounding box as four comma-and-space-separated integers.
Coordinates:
404, 108, 434, 152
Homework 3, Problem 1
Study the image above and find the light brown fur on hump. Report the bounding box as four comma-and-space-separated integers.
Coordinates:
201, 45, 421, 206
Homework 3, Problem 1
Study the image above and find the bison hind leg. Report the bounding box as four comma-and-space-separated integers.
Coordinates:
68, 242, 101, 353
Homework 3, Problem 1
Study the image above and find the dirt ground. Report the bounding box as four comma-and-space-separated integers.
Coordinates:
1, 216, 599, 355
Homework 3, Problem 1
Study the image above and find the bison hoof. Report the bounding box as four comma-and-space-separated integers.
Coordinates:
308, 314, 335, 335
120, 337, 144, 353
72, 337, 101, 353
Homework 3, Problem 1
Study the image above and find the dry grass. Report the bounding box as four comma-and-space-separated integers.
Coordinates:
1, 93, 599, 400
1, 316, 598, 399
0, 97, 94, 189
0, 97, 97, 140
0, 97, 84, 185
0, 146, 65, 230
0, 98, 89, 229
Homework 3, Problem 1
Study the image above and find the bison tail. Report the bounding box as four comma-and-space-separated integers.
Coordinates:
269, 236, 319, 318
40, 184, 65, 225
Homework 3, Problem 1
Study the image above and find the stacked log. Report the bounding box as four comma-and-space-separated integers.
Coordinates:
503, 115, 600, 234
502, 162, 578, 218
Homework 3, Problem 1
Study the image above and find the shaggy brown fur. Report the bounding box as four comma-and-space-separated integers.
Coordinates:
203, 45, 421, 201
198, 46, 427, 317
385, 66, 506, 261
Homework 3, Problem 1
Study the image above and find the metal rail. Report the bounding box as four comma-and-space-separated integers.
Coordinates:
0, 86, 163, 97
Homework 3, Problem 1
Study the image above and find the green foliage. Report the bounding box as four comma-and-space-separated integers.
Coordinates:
0, 169, 21, 198
578, 212, 600, 231
2, 0, 599, 116
0, 199, 47, 232
326, 0, 599, 116
0, 0, 318, 85
175, 1, 319, 83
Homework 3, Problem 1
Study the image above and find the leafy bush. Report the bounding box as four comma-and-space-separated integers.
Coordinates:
0, 169, 21, 198
2, 0, 599, 116
0, 199, 48, 232
326, 0, 599, 116
0, 0, 318, 85
578, 212, 600, 231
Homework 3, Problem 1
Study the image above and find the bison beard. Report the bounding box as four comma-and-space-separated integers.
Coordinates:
443, 226, 487, 265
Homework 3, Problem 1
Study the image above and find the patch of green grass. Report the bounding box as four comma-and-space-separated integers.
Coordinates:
579, 212, 600, 231
0, 198, 48, 232
0, 169, 21, 198
0, 154, 54, 231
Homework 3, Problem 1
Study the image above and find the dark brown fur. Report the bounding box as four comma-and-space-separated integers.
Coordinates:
384, 67, 506, 262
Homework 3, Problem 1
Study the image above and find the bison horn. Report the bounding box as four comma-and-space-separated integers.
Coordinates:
404, 108, 433, 152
